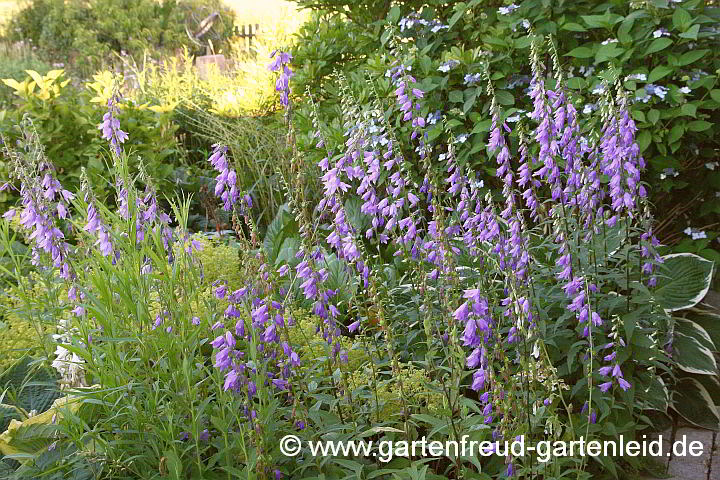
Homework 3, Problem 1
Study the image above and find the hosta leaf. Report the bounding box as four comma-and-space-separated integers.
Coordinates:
262, 204, 298, 265
673, 332, 717, 375
687, 311, 720, 352
672, 378, 720, 430
675, 317, 715, 352
637, 373, 669, 411
654, 253, 714, 312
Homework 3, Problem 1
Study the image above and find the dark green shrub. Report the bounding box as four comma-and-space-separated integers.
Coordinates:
6, 0, 235, 76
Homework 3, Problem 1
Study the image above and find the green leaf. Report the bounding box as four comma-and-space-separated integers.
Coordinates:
566, 46, 594, 58
581, 13, 622, 29
449, 90, 464, 103
263, 204, 298, 264
595, 43, 623, 63
655, 253, 715, 312
561, 22, 587, 32
677, 50, 708, 67
648, 65, 673, 83
668, 124, 684, 143
672, 378, 720, 430
688, 311, 720, 353
676, 318, 716, 352
495, 90, 514, 105
710, 90, 720, 104
449, 2, 469, 29
567, 77, 585, 89
680, 103, 697, 117
673, 331, 717, 376
688, 120, 712, 132
388, 6, 401, 24
647, 109, 660, 125
645, 38, 673, 55
672, 7, 692, 32
637, 130, 651, 152
679, 24, 700, 40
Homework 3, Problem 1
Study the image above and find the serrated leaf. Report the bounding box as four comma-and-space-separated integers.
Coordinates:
655, 253, 715, 312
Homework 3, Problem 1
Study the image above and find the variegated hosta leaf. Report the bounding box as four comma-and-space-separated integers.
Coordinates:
655, 253, 715, 312
673, 331, 717, 375
687, 311, 720, 353
672, 378, 720, 430
640, 374, 669, 411
675, 318, 716, 352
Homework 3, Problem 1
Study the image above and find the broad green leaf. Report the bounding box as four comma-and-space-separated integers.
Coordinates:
680, 103, 696, 117
449, 2, 470, 29
675, 318, 716, 352
672, 378, 720, 430
637, 130, 651, 152
647, 109, 660, 125
561, 22, 586, 32
655, 253, 715, 312
645, 38, 673, 55
581, 13, 622, 29
648, 65, 673, 83
688, 120, 712, 132
710, 90, 720, 104
449, 90, 464, 103
679, 24, 700, 40
678, 50, 708, 67
596, 43, 623, 63
688, 311, 720, 352
641, 375, 669, 411
567, 77, 585, 90
263, 204, 298, 264
668, 124, 684, 143
566, 46, 594, 58
672, 7, 692, 32
495, 90, 514, 105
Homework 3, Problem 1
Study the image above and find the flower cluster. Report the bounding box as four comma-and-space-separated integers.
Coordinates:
268, 51, 293, 107
99, 94, 129, 156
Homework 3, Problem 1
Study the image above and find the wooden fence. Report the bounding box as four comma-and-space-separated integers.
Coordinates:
234, 24, 260, 52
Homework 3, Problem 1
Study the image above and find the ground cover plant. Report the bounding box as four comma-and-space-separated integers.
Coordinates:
0, 2, 718, 480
